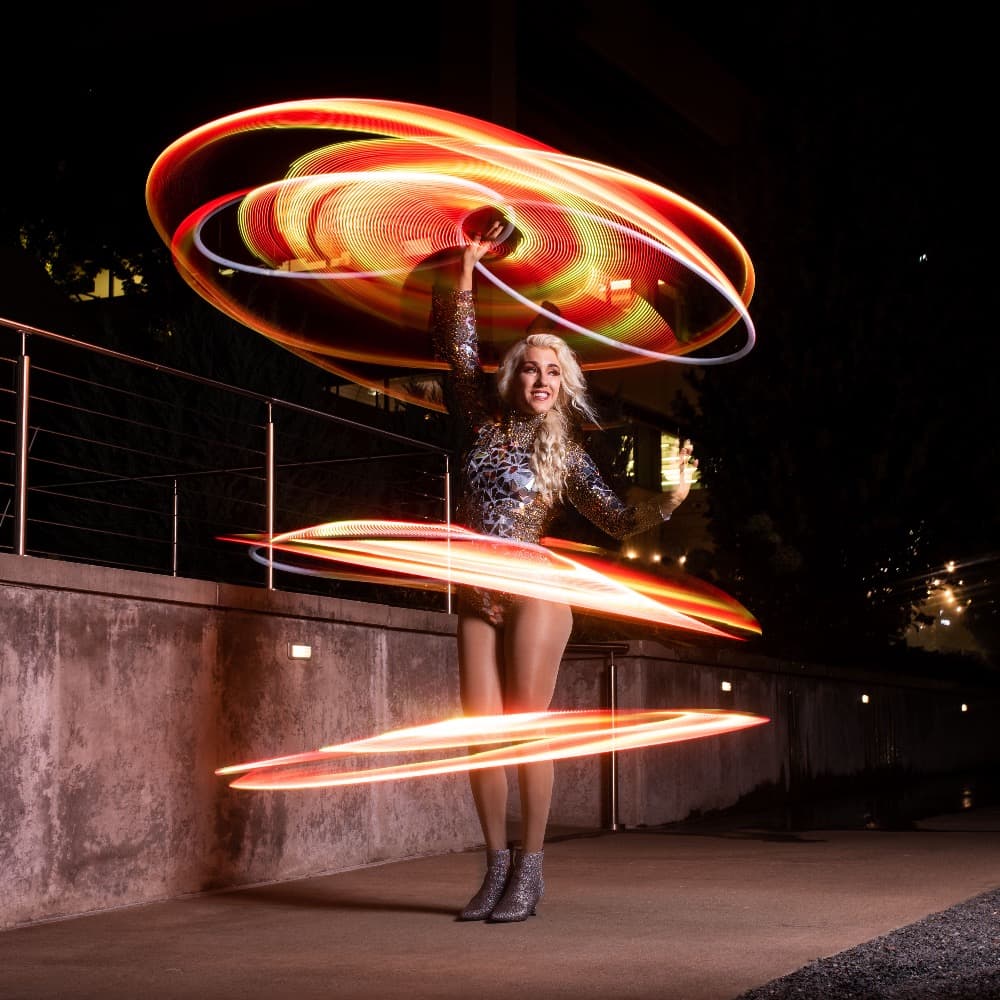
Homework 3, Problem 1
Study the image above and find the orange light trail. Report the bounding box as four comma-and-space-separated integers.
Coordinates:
223, 519, 761, 639
218, 709, 770, 790
146, 98, 756, 410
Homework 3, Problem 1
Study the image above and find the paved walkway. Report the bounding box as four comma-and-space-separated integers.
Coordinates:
2, 806, 998, 1000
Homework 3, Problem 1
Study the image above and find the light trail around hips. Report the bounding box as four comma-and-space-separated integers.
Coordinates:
222, 519, 762, 640
216, 523, 765, 790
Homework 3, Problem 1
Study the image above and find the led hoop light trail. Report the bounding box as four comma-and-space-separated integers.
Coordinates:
223, 519, 762, 639
217, 525, 765, 790
146, 98, 757, 408
217, 709, 770, 790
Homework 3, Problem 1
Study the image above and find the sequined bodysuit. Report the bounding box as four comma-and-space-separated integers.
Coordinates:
432, 289, 666, 624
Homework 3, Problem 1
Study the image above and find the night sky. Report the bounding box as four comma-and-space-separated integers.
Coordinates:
8, 5, 979, 239
7, 4, 983, 297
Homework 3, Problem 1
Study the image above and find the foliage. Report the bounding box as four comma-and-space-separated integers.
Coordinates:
668, 25, 998, 669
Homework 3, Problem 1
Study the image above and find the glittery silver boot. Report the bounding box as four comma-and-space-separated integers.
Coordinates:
487, 849, 544, 922
457, 848, 512, 921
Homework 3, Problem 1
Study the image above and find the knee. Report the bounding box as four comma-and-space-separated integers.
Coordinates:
503, 685, 551, 715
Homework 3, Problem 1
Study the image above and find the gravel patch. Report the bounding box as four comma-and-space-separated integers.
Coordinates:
733, 887, 1000, 1000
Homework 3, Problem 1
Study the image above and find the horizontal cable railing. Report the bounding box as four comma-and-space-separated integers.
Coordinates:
0, 317, 453, 613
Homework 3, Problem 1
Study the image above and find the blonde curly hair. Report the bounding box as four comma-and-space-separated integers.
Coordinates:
496, 331, 599, 498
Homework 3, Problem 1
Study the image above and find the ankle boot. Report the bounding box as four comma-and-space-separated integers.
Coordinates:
487, 849, 544, 922
457, 848, 512, 921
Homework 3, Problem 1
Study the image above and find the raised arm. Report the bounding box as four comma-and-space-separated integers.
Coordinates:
430, 225, 505, 432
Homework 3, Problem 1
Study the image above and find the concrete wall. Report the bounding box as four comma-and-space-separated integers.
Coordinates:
1, 554, 476, 930
2, 553, 997, 930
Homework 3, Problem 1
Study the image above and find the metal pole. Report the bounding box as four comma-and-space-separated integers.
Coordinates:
266, 403, 275, 591
13, 332, 30, 555
608, 648, 619, 831
444, 454, 452, 614
172, 478, 179, 576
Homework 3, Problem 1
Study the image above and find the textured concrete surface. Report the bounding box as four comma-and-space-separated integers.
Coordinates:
0, 554, 479, 929
0, 806, 998, 1000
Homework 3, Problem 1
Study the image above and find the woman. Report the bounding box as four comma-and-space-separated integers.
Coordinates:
432, 221, 697, 923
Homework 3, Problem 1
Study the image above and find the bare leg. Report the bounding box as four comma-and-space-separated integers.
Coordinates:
503, 598, 573, 853
457, 612, 508, 850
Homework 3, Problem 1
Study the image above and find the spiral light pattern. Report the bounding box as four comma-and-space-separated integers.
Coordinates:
146, 98, 756, 409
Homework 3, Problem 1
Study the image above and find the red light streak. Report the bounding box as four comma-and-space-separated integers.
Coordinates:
223, 519, 761, 639
218, 709, 769, 790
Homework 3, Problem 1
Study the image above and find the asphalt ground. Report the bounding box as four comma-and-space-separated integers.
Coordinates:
2, 803, 998, 1000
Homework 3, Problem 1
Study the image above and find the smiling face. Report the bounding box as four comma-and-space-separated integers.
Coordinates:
514, 345, 562, 415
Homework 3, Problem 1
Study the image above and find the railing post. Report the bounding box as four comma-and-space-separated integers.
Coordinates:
444, 453, 452, 614
607, 646, 620, 831
265, 402, 275, 591
171, 478, 179, 576
13, 331, 31, 555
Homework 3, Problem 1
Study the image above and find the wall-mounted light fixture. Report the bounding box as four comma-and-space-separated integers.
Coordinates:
720, 681, 732, 693
961, 703, 969, 713
861, 693, 870, 704
288, 643, 312, 660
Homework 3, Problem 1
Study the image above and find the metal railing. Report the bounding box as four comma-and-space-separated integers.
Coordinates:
0, 317, 453, 612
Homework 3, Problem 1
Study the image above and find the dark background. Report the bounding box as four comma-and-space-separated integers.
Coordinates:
2, 1, 995, 669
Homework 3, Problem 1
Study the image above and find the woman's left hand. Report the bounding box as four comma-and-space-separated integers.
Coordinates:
660, 439, 697, 518
458, 219, 507, 289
